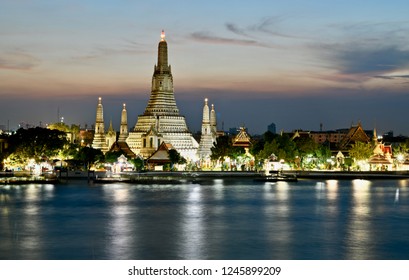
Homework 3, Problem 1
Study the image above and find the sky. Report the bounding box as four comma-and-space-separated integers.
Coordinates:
1, 0, 409, 135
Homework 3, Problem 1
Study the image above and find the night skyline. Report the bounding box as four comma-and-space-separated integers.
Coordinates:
1, 0, 409, 135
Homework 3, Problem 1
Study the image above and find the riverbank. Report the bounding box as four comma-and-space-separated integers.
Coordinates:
289, 170, 409, 180
93, 170, 409, 183
2, 170, 409, 185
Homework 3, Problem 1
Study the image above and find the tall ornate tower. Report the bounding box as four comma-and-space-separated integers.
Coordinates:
118, 103, 128, 142
127, 31, 199, 160
106, 120, 116, 151
210, 103, 217, 135
92, 97, 108, 152
198, 98, 217, 160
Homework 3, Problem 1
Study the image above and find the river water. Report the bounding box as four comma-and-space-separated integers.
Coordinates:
1, 178, 409, 260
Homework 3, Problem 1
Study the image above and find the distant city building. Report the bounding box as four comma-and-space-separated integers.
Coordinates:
228, 127, 238, 135
309, 129, 348, 145
267, 123, 276, 134
289, 122, 374, 154
126, 31, 198, 160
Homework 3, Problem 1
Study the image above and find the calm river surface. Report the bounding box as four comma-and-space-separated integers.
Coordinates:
1, 178, 409, 260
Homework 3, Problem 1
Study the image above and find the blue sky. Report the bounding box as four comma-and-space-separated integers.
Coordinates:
1, 0, 409, 135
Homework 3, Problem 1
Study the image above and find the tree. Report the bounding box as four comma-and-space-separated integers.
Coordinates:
104, 151, 123, 163
258, 134, 297, 164
263, 130, 275, 143
74, 146, 104, 169
8, 127, 68, 163
394, 142, 408, 156
210, 135, 230, 161
130, 157, 144, 171
294, 137, 318, 157
47, 122, 70, 132
349, 141, 373, 161
168, 149, 186, 169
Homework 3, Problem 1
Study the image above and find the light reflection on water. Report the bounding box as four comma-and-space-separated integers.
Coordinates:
345, 180, 372, 259
1, 179, 409, 260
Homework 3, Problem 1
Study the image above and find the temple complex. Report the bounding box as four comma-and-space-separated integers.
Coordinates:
126, 31, 198, 160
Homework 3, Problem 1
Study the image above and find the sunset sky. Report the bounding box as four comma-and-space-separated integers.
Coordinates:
1, 0, 409, 135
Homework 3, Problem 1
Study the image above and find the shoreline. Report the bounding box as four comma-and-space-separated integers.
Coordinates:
2, 170, 409, 185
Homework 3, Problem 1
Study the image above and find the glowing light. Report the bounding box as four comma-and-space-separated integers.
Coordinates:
161, 30, 165, 41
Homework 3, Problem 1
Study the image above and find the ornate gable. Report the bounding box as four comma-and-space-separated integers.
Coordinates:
143, 125, 162, 138
233, 127, 252, 148
338, 123, 370, 150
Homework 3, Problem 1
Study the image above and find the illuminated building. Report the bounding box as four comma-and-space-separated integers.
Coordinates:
198, 98, 217, 160
91, 97, 117, 153
91, 97, 109, 152
118, 103, 128, 143
126, 31, 198, 160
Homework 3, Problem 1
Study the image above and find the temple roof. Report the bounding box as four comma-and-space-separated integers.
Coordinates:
110, 141, 136, 158
147, 142, 174, 164
338, 122, 371, 150
368, 154, 392, 165
233, 127, 252, 147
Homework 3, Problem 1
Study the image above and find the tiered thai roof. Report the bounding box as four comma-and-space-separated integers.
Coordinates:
338, 122, 371, 150
147, 142, 174, 164
233, 127, 252, 148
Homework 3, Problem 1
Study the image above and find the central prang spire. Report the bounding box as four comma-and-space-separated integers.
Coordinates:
144, 30, 178, 116
156, 30, 169, 74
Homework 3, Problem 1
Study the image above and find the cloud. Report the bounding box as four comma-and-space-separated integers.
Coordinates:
190, 31, 268, 47
71, 41, 150, 60
225, 23, 250, 37
315, 20, 409, 76
333, 46, 409, 74
0, 52, 40, 70
226, 17, 298, 40
249, 16, 297, 38
314, 42, 409, 76
373, 74, 409, 80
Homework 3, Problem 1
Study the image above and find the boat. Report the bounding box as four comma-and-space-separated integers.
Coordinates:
255, 172, 298, 182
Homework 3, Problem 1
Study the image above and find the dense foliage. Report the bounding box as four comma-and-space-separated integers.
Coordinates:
349, 141, 373, 161
7, 127, 68, 163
